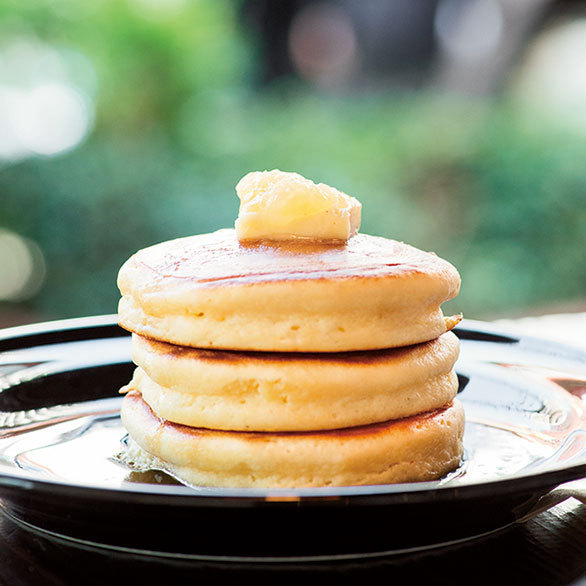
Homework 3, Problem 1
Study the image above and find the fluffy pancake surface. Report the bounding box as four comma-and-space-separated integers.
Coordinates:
123, 331, 460, 431
121, 391, 465, 488
117, 229, 461, 352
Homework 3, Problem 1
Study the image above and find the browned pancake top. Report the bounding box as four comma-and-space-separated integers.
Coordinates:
126, 391, 451, 441
121, 229, 459, 290
138, 333, 445, 366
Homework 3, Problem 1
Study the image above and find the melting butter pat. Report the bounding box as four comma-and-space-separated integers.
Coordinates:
235, 170, 362, 241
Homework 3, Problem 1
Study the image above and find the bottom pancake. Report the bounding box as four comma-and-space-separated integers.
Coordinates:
120, 391, 465, 488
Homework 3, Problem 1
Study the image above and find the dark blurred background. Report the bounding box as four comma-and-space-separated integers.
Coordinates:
0, 0, 585, 327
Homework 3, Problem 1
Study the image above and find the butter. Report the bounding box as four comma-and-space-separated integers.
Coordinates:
235, 170, 361, 242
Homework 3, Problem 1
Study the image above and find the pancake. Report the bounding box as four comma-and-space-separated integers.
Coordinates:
120, 391, 465, 488
123, 331, 460, 431
117, 229, 461, 352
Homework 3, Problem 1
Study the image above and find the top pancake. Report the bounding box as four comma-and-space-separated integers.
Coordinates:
118, 229, 460, 351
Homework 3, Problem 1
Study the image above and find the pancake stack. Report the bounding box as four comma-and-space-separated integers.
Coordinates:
117, 228, 464, 488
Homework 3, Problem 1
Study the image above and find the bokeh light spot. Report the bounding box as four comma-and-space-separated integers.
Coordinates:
0, 230, 46, 301
512, 19, 586, 134
16, 83, 89, 155
435, 0, 503, 62
289, 2, 359, 87
0, 38, 94, 161
13, 83, 90, 156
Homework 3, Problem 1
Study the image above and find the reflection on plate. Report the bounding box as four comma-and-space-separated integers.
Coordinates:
0, 315, 584, 561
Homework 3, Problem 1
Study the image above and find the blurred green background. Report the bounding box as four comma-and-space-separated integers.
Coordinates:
0, 0, 585, 327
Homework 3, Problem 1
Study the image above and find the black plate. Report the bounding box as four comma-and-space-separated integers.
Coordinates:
0, 315, 584, 561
